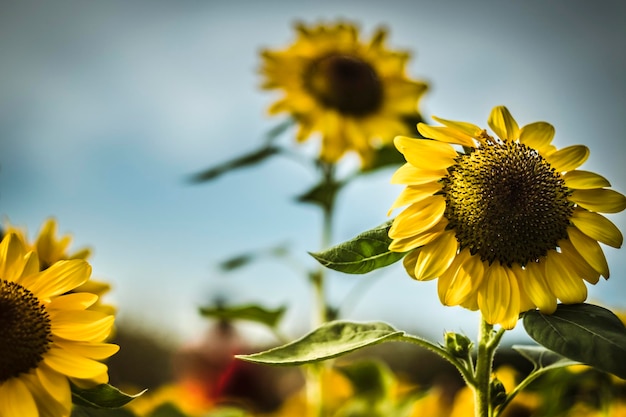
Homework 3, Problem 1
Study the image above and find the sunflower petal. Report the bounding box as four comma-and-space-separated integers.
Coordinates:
35, 363, 71, 409
389, 219, 447, 252
488, 106, 519, 141
478, 263, 512, 325
388, 182, 442, 215
19, 260, 91, 302
431, 116, 482, 138
559, 239, 601, 284
0, 233, 29, 282
0, 378, 38, 417
413, 231, 458, 280
389, 196, 446, 239
544, 145, 589, 172
402, 250, 419, 280
569, 189, 626, 213
570, 209, 623, 248
417, 124, 475, 147
53, 339, 120, 360
567, 227, 609, 278
47, 293, 99, 312
390, 163, 447, 185
440, 249, 484, 306
545, 251, 588, 304
394, 136, 458, 170
51, 310, 114, 342
519, 261, 556, 313
518, 122, 555, 152
563, 170, 611, 189
44, 346, 109, 380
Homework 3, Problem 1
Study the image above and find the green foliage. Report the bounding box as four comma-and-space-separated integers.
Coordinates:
71, 406, 135, 417
295, 179, 343, 210
236, 321, 404, 366
523, 303, 626, 378
148, 403, 188, 417
71, 383, 144, 409
361, 143, 407, 173
512, 345, 578, 370
205, 407, 252, 417
188, 145, 281, 183
199, 304, 286, 328
217, 245, 288, 271
309, 221, 406, 274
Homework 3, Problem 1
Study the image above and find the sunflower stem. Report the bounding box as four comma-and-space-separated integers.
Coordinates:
474, 318, 498, 417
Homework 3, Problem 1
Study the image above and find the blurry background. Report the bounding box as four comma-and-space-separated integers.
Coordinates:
1, 0, 625, 350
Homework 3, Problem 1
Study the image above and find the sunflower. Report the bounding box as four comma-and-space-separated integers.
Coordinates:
0, 232, 118, 416
4, 219, 115, 315
260, 21, 428, 167
388, 106, 626, 329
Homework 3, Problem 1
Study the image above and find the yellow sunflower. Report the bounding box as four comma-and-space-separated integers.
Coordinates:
388, 106, 626, 329
4, 219, 115, 315
0, 232, 118, 416
260, 21, 428, 166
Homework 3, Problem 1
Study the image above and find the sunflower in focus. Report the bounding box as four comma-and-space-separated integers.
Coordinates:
260, 21, 428, 167
0, 232, 118, 416
388, 106, 626, 329
4, 218, 115, 315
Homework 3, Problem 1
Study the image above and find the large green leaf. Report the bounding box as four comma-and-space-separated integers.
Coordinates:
71, 383, 144, 409
199, 304, 286, 328
512, 345, 579, 370
523, 303, 626, 378
236, 321, 404, 365
309, 221, 406, 274
187, 145, 281, 183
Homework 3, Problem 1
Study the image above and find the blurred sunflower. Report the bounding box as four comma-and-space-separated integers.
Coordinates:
4, 219, 115, 315
260, 21, 428, 167
388, 106, 626, 328
0, 232, 118, 416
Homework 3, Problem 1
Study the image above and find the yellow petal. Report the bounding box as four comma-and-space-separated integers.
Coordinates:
389, 196, 446, 239
51, 310, 114, 342
53, 339, 119, 360
35, 362, 71, 409
439, 249, 484, 306
509, 264, 537, 313
545, 251, 588, 304
559, 238, 601, 284
567, 227, 609, 278
543, 145, 589, 172
431, 115, 482, 138
44, 346, 108, 380
569, 189, 626, 213
0, 233, 29, 282
19, 260, 91, 302
488, 106, 519, 141
518, 122, 555, 152
570, 209, 623, 248
0, 378, 38, 417
389, 218, 448, 252
402, 250, 419, 280
390, 163, 447, 185
478, 263, 513, 325
413, 231, 458, 280
47, 293, 99, 312
518, 261, 557, 313
394, 136, 458, 170
563, 170, 611, 189
417, 124, 475, 147
388, 182, 442, 215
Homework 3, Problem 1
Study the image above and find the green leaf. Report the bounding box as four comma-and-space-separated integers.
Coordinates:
148, 403, 188, 417
522, 303, 626, 378
309, 221, 406, 274
199, 304, 286, 328
187, 145, 281, 183
235, 321, 404, 366
361, 143, 406, 173
71, 383, 144, 409
205, 407, 251, 417
218, 245, 289, 271
512, 345, 579, 369
337, 360, 394, 400
295, 179, 343, 210
71, 406, 135, 417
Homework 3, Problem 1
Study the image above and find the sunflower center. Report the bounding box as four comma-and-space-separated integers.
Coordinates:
0, 279, 52, 382
304, 53, 383, 116
443, 139, 573, 266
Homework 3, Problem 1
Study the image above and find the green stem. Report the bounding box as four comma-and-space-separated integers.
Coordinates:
473, 318, 504, 417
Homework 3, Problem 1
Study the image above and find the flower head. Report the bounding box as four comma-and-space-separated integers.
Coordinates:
0, 232, 118, 416
4, 219, 115, 315
260, 21, 428, 166
388, 106, 626, 328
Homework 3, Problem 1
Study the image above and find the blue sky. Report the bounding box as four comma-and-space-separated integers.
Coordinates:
1, 0, 625, 345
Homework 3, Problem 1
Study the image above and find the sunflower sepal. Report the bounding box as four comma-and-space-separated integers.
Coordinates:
522, 303, 626, 379
309, 220, 407, 274
71, 382, 145, 409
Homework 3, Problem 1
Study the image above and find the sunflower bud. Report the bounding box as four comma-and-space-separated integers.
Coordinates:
444, 331, 473, 358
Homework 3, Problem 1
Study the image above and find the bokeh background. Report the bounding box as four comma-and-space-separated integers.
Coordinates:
1, 0, 625, 348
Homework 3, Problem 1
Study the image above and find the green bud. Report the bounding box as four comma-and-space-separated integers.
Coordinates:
490, 377, 507, 408
443, 331, 473, 358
